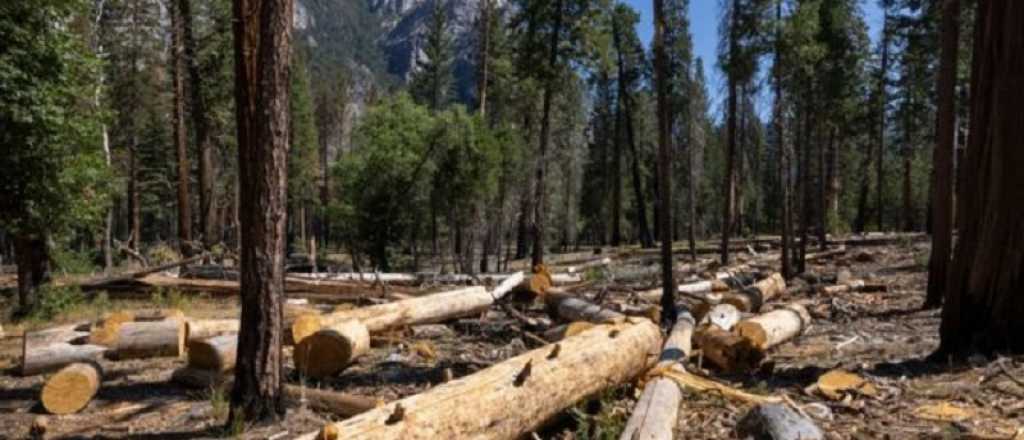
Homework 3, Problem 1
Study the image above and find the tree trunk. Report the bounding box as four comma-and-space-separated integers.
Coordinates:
180, 0, 218, 251
773, 0, 790, 279
532, 0, 563, 268
877, 12, 890, 232
653, 0, 677, 327
612, 83, 624, 247
720, 0, 739, 266
612, 18, 653, 249
299, 320, 661, 440
229, 0, 293, 424
128, 136, 141, 250
14, 233, 50, 312
171, 0, 193, 257
938, 0, 1024, 356
925, 0, 960, 309
619, 314, 694, 440
477, 0, 491, 117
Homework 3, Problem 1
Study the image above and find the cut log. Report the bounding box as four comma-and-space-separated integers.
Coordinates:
22, 343, 108, 376
619, 312, 695, 440
542, 321, 597, 341
819, 280, 887, 294
185, 319, 240, 342
293, 286, 492, 340
515, 265, 553, 299
693, 324, 764, 374
297, 320, 661, 440
700, 304, 742, 331
88, 311, 136, 347
40, 362, 102, 415
736, 403, 824, 440
805, 246, 847, 263
294, 320, 371, 378
721, 273, 786, 313
286, 384, 380, 417
544, 291, 624, 324
636, 279, 731, 302
112, 319, 186, 359
187, 334, 237, 372
171, 366, 231, 389
735, 303, 812, 350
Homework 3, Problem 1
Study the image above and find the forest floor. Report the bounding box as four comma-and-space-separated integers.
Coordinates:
0, 238, 1022, 439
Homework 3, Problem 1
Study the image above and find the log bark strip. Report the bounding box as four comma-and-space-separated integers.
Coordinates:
40, 362, 102, 415
544, 291, 624, 324
620, 312, 695, 440
297, 320, 662, 440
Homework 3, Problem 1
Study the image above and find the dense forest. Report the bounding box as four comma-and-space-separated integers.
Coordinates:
1, 0, 1022, 438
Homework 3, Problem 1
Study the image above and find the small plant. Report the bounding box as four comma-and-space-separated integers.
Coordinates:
151, 287, 191, 311
52, 246, 97, 274
146, 242, 181, 266
26, 285, 86, 322
208, 386, 229, 421
570, 389, 629, 440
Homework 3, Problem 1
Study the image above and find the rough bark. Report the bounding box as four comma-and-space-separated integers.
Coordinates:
544, 291, 625, 324
939, 0, 1024, 356
720, 0, 739, 266
298, 320, 661, 440
877, 11, 890, 231
925, 0, 960, 309
40, 362, 102, 415
613, 17, 653, 249
14, 233, 50, 311
23, 343, 106, 377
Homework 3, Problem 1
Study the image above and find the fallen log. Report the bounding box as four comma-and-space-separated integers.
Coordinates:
291, 286, 493, 342
693, 324, 764, 374
735, 303, 812, 350
736, 403, 824, 440
22, 343, 107, 376
89, 309, 183, 346
294, 320, 371, 379
185, 319, 240, 342
619, 312, 695, 440
720, 273, 786, 313
187, 334, 236, 372
544, 290, 624, 323
819, 280, 887, 294
170, 367, 379, 418
298, 319, 661, 440
541, 321, 597, 341
40, 362, 102, 415
805, 246, 847, 263
112, 318, 186, 360
80, 254, 206, 290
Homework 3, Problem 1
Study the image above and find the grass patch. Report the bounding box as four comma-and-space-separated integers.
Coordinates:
570, 388, 631, 440
18, 285, 114, 328
151, 287, 192, 311
208, 385, 230, 421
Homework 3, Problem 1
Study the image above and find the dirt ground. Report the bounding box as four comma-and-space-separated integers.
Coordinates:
1, 240, 1022, 439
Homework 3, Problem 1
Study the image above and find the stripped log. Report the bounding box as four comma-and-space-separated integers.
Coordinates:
819, 280, 887, 295
22, 343, 107, 376
295, 320, 371, 378
112, 319, 186, 359
185, 319, 239, 342
40, 362, 102, 415
286, 385, 380, 417
693, 324, 765, 374
735, 303, 812, 350
542, 321, 597, 341
544, 290, 624, 323
805, 246, 847, 263
88, 311, 136, 346
292, 286, 493, 342
620, 312, 695, 440
187, 334, 237, 372
298, 320, 661, 440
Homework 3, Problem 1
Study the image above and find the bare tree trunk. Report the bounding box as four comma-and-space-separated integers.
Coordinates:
817, 124, 827, 251
877, 10, 890, 231
229, 0, 293, 425
939, 0, 1024, 356
477, 0, 491, 117
721, 0, 739, 266
180, 0, 218, 251
170, 0, 193, 257
14, 233, 50, 312
128, 136, 141, 250
926, 0, 960, 309
611, 80, 623, 247
653, 0, 677, 327
532, 0, 564, 268
773, 0, 790, 279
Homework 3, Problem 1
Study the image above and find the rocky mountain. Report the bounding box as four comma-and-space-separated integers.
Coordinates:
296, 0, 498, 103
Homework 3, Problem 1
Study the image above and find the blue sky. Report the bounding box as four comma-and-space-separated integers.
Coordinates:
624, 0, 884, 115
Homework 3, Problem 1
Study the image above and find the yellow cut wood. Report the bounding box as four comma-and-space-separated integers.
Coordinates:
40, 362, 102, 415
